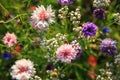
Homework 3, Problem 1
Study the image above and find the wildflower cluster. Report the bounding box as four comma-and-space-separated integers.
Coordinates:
93, 0, 111, 8
44, 33, 67, 50
58, 6, 69, 20
113, 13, 120, 25
69, 7, 81, 25
96, 62, 112, 80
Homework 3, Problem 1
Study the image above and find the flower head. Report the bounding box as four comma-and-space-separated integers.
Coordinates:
10, 59, 36, 80
82, 22, 97, 37
2, 52, 12, 61
58, 0, 73, 5
3, 32, 17, 47
88, 56, 97, 67
100, 38, 117, 55
93, 8, 105, 19
56, 44, 76, 63
30, 5, 55, 30
102, 27, 110, 34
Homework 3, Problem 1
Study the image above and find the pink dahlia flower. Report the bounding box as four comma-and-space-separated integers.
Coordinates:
3, 32, 17, 47
10, 59, 36, 80
56, 44, 76, 63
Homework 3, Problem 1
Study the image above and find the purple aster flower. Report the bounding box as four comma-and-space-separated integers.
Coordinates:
100, 38, 117, 56
93, 8, 105, 19
82, 22, 97, 37
102, 27, 110, 34
58, 0, 73, 5
2, 52, 12, 60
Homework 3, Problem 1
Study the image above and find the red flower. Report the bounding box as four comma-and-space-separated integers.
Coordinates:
87, 56, 97, 67
88, 69, 95, 80
15, 44, 21, 52
29, 5, 36, 11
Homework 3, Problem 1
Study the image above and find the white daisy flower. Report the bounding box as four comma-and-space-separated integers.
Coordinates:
30, 5, 55, 30
10, 59, 36, 80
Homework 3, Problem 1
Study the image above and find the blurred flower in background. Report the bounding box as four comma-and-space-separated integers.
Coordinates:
29, 5, 36, 11
102, 27, 110, 34
2, 52, 12, 61
93, 8, 105, 19
82, 22, 98, 38
93, 0, 111, 8
30, 5, 55, 30
88, 69, 96, 80
3, 32, 17, 47
58, 0, 73, 5
87, 55, 97, 67
15, 44, 22, 52
96, 62, 112, 80
113, 13, 120, 25
100, 38, 117, 55
10, 59, 36, 80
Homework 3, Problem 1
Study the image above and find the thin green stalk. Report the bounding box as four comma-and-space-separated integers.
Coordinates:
0, 13, 27, 24
0, 3, 9, 13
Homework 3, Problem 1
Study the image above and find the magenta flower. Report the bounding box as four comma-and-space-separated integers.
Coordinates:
58, 0, 73, 5
56, 44, 76, 63
3, 32, 17, 47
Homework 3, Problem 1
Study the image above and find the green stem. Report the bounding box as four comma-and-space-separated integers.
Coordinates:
0, 3, 9, 13
0, 13, 27, 24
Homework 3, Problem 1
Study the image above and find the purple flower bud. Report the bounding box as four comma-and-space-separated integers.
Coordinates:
93, 8, 105, 19
58, 0, 73, 5
102, 27, 110, 34
2, 52, 12, 61
46, 63, 54, 70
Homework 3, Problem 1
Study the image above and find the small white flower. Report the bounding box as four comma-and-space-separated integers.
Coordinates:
30, 5, 55, 30
113, 13, 120, 25
93, 0, 111, 8
10, 59, 36, 80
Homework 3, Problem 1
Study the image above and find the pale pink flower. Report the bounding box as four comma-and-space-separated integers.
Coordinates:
30, 5, 55, 30
3, 32, 17, 47
10, 59, 36, 80
56, 44, 76, 63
